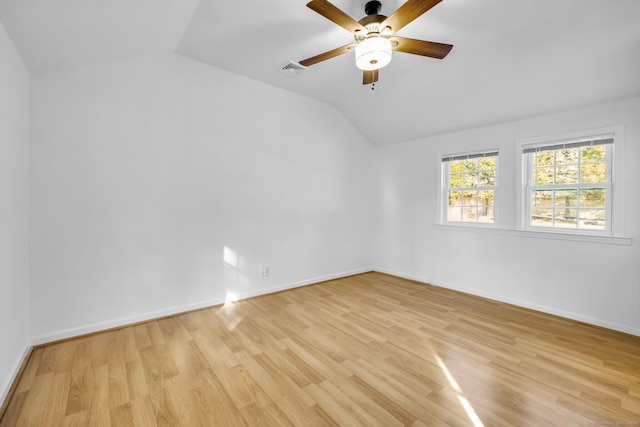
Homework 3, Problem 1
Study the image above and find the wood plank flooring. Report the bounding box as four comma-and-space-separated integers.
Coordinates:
2, 272, 640, 426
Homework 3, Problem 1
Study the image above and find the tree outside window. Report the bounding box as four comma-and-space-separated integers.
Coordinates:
525, 138, 611, 231
443, 152, 497, 224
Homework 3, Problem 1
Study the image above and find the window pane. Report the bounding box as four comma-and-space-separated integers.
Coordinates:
531, 190, 552, 207
531, 207, 553, 227
580, 163, 606, 183
478, 190, 494, 206
463, 159, 477, 173
450, 173, 463, 188
448, 191, 463, 222
448, 206, 462, 222
449, 191, 463, 207
463, 171, 478, 187
556, 165, 578, 184
534, 152, 553, 167
555, 208, 577, 228
449, 160, 463, 174
556, 148, 578, 165
478, 189, 494, 222
479, 157, 496, 170
463, 206, 477, 222
463, 191, 478, 207
534, 167, 554, 185
579, 188, 605, 208
479, 170, 495, 186
554, 190, 577, 207
581, 145, 606, 163
578, 209, 605, 230
478, 207, 494, 223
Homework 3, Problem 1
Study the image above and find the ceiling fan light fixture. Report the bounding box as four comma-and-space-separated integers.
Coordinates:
355, 36, 392, 71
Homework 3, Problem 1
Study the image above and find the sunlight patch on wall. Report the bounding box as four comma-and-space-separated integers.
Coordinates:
223, 245, 241, 310
223, 246, 239, 268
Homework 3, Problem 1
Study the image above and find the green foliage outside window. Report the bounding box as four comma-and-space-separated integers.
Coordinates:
447, 155, 497, 223
533, 146, 606, 185
529, 144, 608, 229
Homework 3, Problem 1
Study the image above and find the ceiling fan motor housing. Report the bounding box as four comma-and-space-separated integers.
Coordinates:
355, 0, 392, 70
357, 14, 388, 35
357, 1, 389, 40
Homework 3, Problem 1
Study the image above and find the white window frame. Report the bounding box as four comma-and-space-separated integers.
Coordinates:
516, 126, 625, 238
440, 149, 500, 227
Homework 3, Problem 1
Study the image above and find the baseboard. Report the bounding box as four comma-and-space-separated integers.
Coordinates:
373, 267, 431, 285
0, 345, 32, 422
374, 267, 640, 337
30, 267, 373, 346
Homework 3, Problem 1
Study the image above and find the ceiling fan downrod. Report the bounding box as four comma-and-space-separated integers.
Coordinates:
364, 0, 382, 16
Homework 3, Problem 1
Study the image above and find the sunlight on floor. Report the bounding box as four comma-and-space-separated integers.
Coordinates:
219, 295, 243, 331
434, 353, 485, 427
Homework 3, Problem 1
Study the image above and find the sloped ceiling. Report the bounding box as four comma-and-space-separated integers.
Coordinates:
1, 0, 639, 146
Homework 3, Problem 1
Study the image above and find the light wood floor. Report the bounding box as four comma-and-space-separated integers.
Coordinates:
2, 272, 640, 426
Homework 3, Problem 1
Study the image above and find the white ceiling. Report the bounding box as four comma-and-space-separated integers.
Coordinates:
1, 0, 639, 146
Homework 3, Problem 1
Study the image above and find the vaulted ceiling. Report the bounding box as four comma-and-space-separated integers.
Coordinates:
1, 0, 639, 146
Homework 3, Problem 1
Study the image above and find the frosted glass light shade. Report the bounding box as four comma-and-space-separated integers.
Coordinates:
355, 37, 392, 71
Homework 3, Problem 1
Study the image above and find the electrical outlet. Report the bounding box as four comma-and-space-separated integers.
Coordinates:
262, 265, 271, 277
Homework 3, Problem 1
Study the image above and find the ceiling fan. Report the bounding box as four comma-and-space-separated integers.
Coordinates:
299, 0, 453, 85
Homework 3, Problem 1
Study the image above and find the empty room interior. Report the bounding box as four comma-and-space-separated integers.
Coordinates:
1, 0, 640, 425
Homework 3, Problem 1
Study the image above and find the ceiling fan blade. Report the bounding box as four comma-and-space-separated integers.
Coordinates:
381, 0, 442, 34
299, 43, 357, 67
391, 36, 453, 59
363, 69, 379, 85
306, 0, 367, 34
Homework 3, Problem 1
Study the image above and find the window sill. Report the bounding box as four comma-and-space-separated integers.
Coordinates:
511, 229, 631, 246
434, 223, 632, 246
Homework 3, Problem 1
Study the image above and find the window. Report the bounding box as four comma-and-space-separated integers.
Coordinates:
442, 150, 498, 224
522, 134, 613, 233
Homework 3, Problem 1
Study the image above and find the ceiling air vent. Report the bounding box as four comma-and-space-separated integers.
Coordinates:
279, 61, 307, 77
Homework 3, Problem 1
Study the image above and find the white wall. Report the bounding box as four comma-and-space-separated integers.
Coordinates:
373, 97, 640, 335
29, 54, 373, 341
0, 22, 30, 403
10, 41, 640, 393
